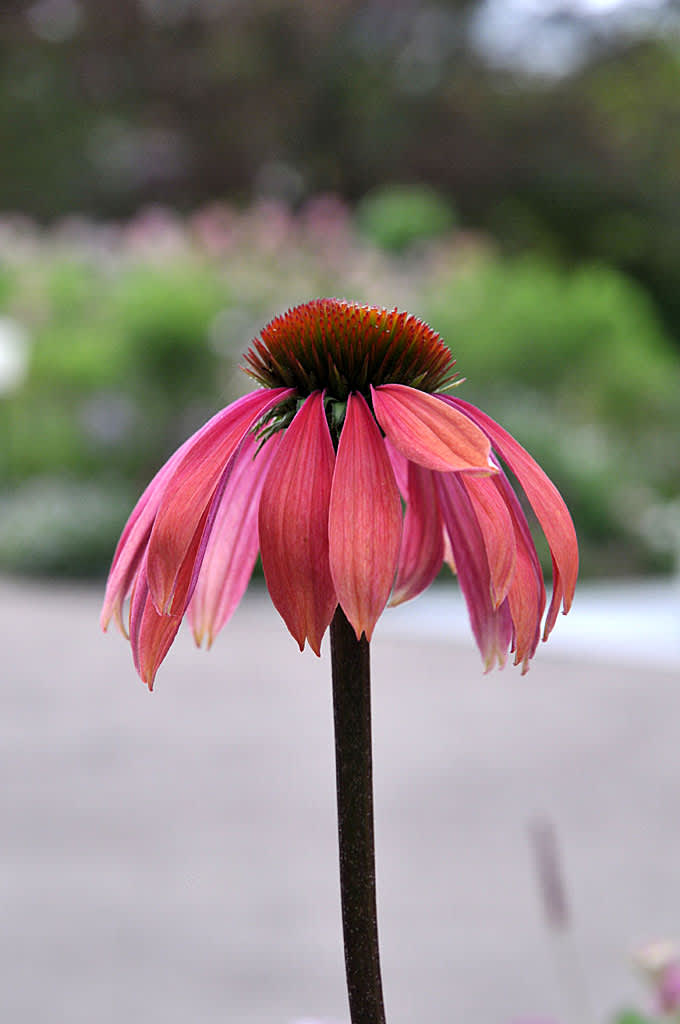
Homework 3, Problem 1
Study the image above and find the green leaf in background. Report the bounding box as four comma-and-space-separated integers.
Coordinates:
611, 1010, 661, 1024
357, 184, 456, 253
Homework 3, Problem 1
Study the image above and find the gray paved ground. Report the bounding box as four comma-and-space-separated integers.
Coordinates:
2, 576, 679, 1024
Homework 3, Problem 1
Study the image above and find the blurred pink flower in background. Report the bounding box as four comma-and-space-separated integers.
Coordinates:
637, 941, 680, 1016
659, 964, 680, 1014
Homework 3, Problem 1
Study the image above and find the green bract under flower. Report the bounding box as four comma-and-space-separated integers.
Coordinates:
244, 298, 459, 399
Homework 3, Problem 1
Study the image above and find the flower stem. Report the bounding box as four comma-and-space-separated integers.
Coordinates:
330, 605, 387, 1024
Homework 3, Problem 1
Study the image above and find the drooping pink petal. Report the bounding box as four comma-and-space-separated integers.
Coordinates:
146, 387, 293, 615
491, 467, 545, 671
329, 392, 402, 642
444, 396, 578, 633
259, 391, 337, 655
506, 541, 543, 673
371, 383, 494, 473
188, 431, 282, 649
435, 473, 512, 671
386, 439, 446, 601
462, 475, 516, 608
100, 432, 196, 634
390, 459, 444, 606
129, 561, 183, 690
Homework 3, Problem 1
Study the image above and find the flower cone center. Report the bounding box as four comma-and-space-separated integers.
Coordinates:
244, 298, 458, 400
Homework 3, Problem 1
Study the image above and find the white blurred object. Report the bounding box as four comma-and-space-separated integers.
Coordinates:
0, 316, 30, 395
472, 0, 670, 76
635, 940, 679, 980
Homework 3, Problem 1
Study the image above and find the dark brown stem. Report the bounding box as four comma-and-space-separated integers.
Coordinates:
330, 605, 387, 1024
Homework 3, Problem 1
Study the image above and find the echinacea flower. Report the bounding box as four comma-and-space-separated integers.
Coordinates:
101, 298, 578, 687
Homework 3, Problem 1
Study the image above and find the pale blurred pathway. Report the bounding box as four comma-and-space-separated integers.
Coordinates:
1, 576, 679, 1024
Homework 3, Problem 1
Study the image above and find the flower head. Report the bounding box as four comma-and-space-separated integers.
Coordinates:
102, 298, 578, 688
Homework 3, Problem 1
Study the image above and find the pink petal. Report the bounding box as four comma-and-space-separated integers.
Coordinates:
386, 439, 446, 597
462, 475, 516, 608
146, 387, 293, 615
100, 433, 195, 634
442, 524, 456, 574
329, 392, 402, 642
444, 396, 578, 633
371, 383, 494, 473
384, 436, 409, 497
129, 561, 183, 690
390, 459, 444, 606
259, 391, 337, 655
507, 543, 543, 673
435, 473, 512, 671
491, 468, 545, 671
188, 431, 282, 648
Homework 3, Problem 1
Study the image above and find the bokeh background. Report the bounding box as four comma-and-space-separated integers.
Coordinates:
2, 2, 680, 1023
1, 0, 680, 580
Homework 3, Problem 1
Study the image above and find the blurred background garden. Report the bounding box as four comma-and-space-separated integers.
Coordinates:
1, 0, 679, 584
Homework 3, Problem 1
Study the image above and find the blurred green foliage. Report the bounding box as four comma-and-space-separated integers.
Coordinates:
0, 204, 678, 580
425, 256, 680, 577
426, 258, 679, 429
357, 185, 456, 253
612, 1014, 658, 1024
0, 235, 234, 576
113, 265, 224, 402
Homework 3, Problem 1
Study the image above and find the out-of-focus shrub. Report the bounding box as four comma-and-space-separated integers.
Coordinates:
426, 258, 678, 430
0, 477, 136, 577
0, 266, 12, 309
357, 185, 456, 253
1, 211, 678, 580
0, 226, 241, 575
113, 264, 224, 404
425, 257, 680, 576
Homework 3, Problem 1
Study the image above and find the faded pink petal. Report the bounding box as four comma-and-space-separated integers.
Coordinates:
329, 392, 402, 642
259, 392, 337, 655
146, 387, 292, 615
188, 431, 282, 649
445, 396, 578, 634
462, 475, 516, 608
436, 472, 512, 670
372, 383, 493, 473
390, 458, 444, 606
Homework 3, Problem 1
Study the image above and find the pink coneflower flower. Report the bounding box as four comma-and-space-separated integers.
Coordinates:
101, 298, 578, 688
